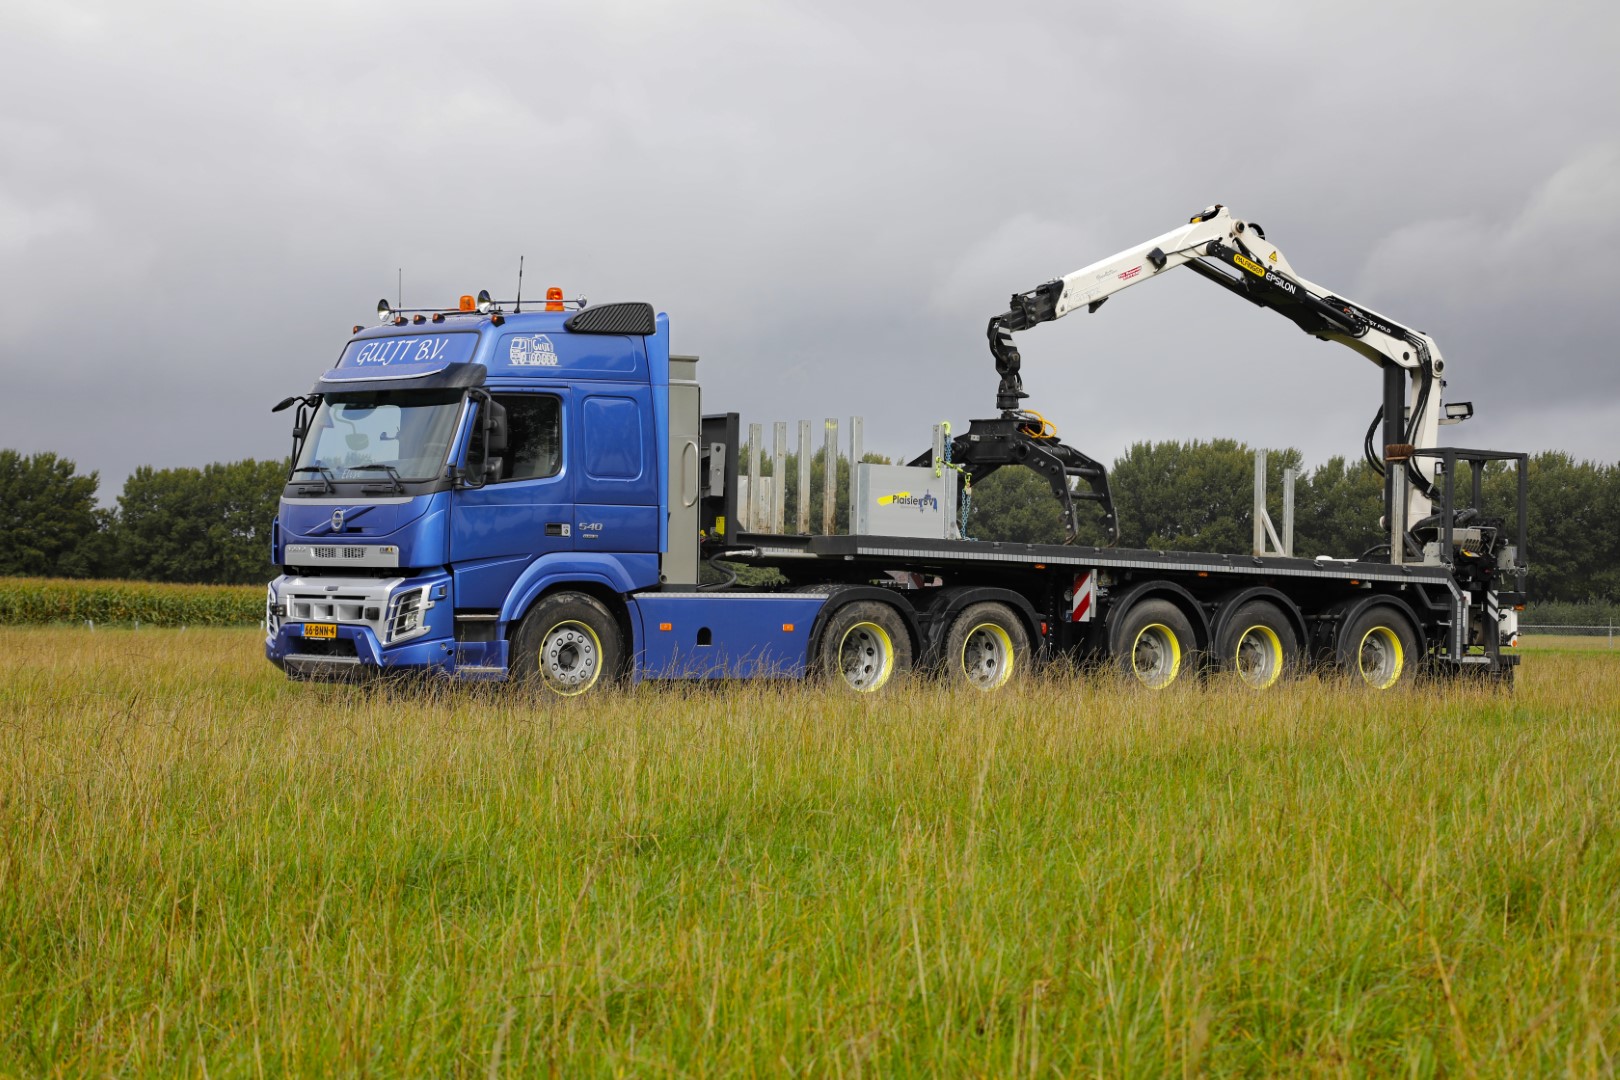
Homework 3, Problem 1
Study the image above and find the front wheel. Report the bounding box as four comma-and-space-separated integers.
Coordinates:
510, 592, 624, 695
815, 600, 913, 693
943, 602, 1031, 691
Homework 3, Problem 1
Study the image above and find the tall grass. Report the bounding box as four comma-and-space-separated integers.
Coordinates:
1, 629, 1615, 1076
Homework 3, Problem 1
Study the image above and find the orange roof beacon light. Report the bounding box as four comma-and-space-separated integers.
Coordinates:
546, 286, 565, 312
459, 294, 476, 312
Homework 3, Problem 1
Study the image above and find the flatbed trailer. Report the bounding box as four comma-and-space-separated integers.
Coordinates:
727, 495, 1522, 689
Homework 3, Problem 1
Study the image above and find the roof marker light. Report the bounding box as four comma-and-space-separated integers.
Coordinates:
459, 295, 476, 312
431, 313, 445, 323
376, 298, 392, 323
476, 289, 494, 315
411, 313, 426, 324
545, 286, 564, 312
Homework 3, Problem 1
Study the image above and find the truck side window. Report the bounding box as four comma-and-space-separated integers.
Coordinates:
492, 394, 561, 482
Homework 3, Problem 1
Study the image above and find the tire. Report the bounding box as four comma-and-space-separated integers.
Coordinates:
1111, 598, 1198, 689
815, 600, 912, 693
943, 602, 1030, 691
1336, 605, 1418, 689
510, 592, 623, 695
1214, 600, 1299, 690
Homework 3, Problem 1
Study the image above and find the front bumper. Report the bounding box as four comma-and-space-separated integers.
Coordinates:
265, 572, 455, 680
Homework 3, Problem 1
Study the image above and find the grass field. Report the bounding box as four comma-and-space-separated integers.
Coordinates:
2, 629, 1616, 1076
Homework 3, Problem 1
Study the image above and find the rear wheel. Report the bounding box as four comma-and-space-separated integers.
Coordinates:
816, 601, 912, 693
1337, 606, 1418, 689
511, 592, 623, 695
1111, 599, 1198, 689
943, 602, 1030, 691
1215, 601, 1298, 689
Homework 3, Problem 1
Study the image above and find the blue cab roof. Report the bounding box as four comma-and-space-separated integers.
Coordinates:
320, 308, 671, 392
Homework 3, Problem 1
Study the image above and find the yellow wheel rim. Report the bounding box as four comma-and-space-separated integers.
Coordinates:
1356, 625, 1404, 689
837, 621, 894, 692
539, 619, 604, 695
960, 622, 1015, 690
1234, 624, 1284, 689
1130, 622, 1182, 689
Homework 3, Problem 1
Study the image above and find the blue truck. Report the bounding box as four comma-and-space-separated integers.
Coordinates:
268, 212, 1530, 692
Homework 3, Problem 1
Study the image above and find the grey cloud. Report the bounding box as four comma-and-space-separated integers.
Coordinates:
2, 0, 1618, 502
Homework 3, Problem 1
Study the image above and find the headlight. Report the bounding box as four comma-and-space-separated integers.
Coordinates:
265, 584, 280, 634
385, 585, 434, 644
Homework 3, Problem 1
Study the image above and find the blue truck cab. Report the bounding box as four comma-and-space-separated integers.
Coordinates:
267, 296, 830, 689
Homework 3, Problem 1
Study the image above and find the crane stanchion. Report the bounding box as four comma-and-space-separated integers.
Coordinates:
797, 421, 812, 534
849, 416, 863, 531
822, 419, 838, 535
747, 422, 762, 532
772, 422, 787, 534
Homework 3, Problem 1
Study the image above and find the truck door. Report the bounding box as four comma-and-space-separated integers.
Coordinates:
574, 387, 658, 555
449, 390, 574, 608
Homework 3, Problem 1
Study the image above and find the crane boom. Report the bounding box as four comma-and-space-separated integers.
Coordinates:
976, 204, 1469, 553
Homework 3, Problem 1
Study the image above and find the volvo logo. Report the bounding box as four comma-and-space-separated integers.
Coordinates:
331, 508, 345, 531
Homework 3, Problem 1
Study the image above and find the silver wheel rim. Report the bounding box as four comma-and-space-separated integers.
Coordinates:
1131, 624, 1180, 688
961, 624, 1014, 690
541, 621, 600, 694
1358, 626, 1402, 689
838, 622, 893, 692
1234, 625, 1283, 689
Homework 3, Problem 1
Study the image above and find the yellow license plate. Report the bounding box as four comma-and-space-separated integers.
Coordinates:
303, 623, 338, 640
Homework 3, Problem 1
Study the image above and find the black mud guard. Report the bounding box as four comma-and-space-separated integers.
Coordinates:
1208, 586, 1310, 656
918, 586, 1046, 667
1103, 579, 1212, 656
798, 584, 922, 660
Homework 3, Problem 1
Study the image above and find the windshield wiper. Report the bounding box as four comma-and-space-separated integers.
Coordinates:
348, 463, 406, 494
290, 465, 336, 493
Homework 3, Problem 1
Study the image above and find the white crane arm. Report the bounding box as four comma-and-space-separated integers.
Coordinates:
985, 204, 1463, 526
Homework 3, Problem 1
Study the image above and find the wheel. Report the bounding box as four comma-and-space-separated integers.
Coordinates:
1337, 606, 1418, 689
1111, 598, 1198, 689
510, 592, 623, 695
815, 600, 912, 693
1214, 600, 1299, 689
943, 602, 1031, 691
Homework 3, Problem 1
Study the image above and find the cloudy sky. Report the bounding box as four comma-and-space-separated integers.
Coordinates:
3, 1, 1617, 502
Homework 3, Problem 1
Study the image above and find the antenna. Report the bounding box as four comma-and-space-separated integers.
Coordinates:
397, 268, 402, 308
514, 255, 525, 313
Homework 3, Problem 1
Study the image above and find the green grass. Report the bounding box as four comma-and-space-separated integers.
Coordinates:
1519, 633, 1619, 654
2, 629, 1616, 1076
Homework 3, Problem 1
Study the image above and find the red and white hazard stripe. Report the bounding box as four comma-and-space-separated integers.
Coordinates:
1068, 570, 1096, 622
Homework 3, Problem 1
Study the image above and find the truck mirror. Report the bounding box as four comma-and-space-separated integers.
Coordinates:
346, 433, 369, 451
485, 400, 509, 456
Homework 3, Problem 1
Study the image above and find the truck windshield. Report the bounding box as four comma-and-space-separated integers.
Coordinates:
292, 390, 465, 484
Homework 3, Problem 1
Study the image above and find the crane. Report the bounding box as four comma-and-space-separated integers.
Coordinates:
950, 204, 1473, 560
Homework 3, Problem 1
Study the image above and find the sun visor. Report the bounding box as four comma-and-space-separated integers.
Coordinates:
313, 361, 487, 395
315, 332, 485, 394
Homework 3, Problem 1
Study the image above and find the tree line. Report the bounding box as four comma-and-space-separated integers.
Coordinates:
0, 451, 285, 585
4, 441, 1617, 604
